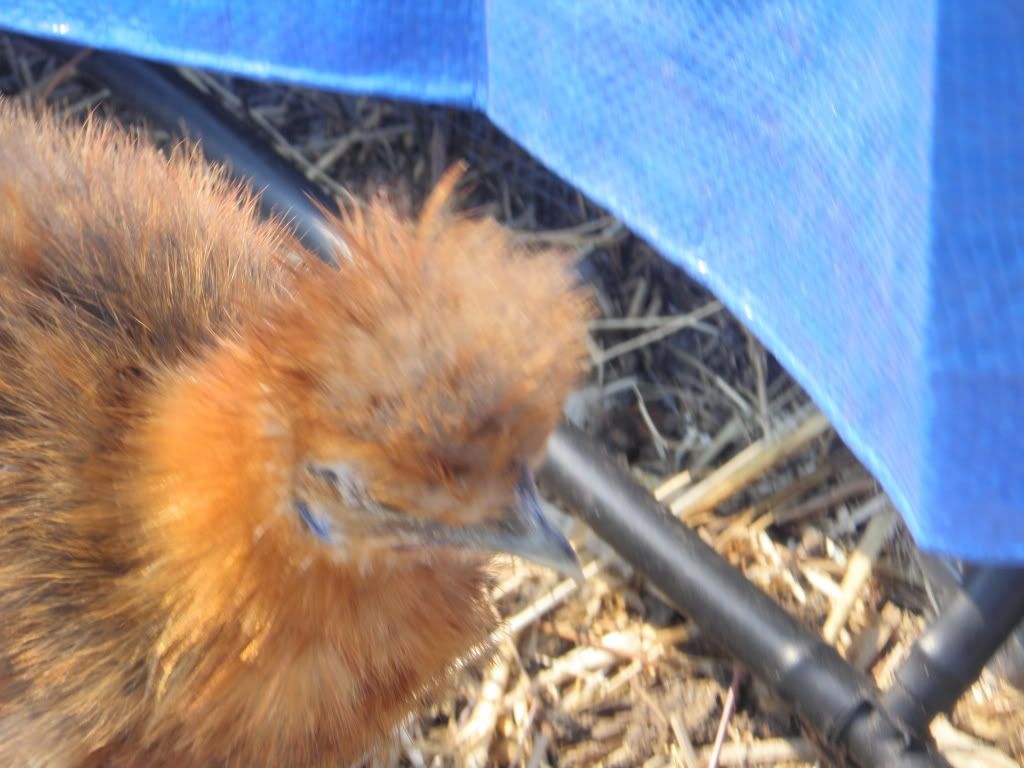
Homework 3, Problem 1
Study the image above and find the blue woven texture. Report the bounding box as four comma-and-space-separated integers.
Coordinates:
2, 1, 1022, 562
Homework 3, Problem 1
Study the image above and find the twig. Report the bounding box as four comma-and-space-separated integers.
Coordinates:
560, 658, 643, 713
697, 738, 815, 766
497, 559, 604, 641
633, 384, 669, 459
669, 713, 700, 768
690, 416, 745, 472
535, 644, 618, 690
18, 46, 92, 106
668, 408, 830, 519
822, 498, 898, 644
667, 348, 756, 418
399, 727, 427, 768
931, 716, 1019, 768
177, 67, 242, 107
745, 330, 770, 438
847, 601, 901, 672
708, 666, 745, 768
654, 470, 693, 501
512, 216, 622, 247
591, 315, 718, 332
802, 566, 843, 601
307, 124, 413, 178
593, 302, 723, 366
626, 277, 649, 318
457, 641, 515, 767
56, 89, 110, 119
828, 493, 892, 537
772, 475, 878, 526
525, 730, 550, 768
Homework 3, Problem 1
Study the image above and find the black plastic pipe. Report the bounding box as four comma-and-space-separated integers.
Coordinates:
540, 423, 950, 768
883, 565, 1024, 734
33, 41, 972, 766
919, 555, 1024, 693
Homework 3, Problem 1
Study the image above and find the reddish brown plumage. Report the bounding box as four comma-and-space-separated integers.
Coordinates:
0, 103, 590, 766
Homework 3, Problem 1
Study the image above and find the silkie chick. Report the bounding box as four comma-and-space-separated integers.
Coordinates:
0, 103, 590, 767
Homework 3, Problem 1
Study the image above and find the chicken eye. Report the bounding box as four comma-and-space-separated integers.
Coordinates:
305, 460, 382, 514
312, 466, 339, 486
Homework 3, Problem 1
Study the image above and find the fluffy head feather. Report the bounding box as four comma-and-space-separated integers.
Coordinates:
0, 102, 590, 766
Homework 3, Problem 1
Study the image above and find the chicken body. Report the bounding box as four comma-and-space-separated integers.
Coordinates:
0, 104, 588, 766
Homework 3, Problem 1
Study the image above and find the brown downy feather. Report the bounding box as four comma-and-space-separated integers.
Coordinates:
0, 102, 591, 766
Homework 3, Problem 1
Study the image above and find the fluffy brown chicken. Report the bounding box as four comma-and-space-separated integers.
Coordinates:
0, 103, 590, 766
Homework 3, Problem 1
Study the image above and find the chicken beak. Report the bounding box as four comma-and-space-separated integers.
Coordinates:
477, 467, 583, 582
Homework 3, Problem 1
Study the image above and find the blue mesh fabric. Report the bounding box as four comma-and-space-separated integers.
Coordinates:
1, 1, 1022, 562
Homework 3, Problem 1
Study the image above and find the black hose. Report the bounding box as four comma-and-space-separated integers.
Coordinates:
918, 555, 1024, 694
883, 565, 1024, 734
540, 423, 951, 768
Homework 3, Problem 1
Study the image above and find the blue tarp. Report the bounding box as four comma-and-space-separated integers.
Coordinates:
2, 2, 1022, 563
